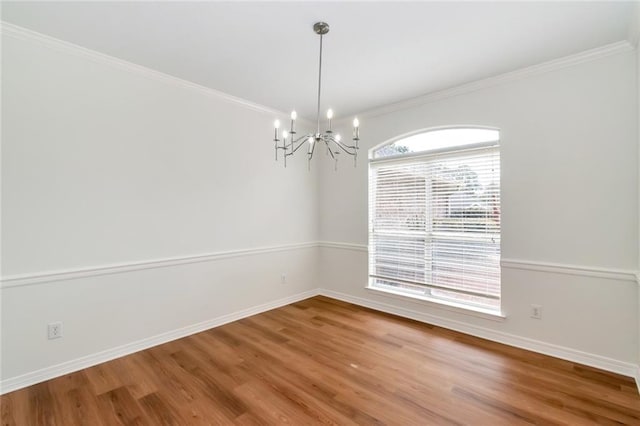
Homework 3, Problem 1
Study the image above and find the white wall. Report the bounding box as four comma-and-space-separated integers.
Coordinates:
319, 47, 639, 371
0, 26, 319, 387
2, 33, 318, 275
635, 3, 640, 373
1, 23, 639, 393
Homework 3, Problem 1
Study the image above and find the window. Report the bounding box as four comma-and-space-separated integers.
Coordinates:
368, 127, 500, 312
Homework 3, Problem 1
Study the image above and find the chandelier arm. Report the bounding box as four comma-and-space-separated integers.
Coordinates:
291, 134, 311, 144
337, 144, 359, 152
328, 134, 357, 149
321, 135, 344, 150
309, 138, 318, 161
298, 133, 313, 142
325, 143, 337, 160
330, 139, 358, 155
289, 135, 313, 154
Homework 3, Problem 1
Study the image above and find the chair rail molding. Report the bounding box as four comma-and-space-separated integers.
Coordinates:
1, 242, 318, 289
317, 241, 637, 282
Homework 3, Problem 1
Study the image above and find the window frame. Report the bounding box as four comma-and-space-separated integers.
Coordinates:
367, 126, 503, 317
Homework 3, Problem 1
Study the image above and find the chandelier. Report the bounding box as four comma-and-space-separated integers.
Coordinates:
272, 22, 360, 169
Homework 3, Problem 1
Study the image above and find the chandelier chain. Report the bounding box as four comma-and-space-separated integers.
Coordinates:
316, 33, 323, 135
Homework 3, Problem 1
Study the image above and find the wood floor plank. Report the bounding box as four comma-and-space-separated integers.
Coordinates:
0, 393, 18, 426
137, 392, 186, 426
97, 386, 148, 426
2, 296, 640, 425
64, 386, 107, 426
29, 383, 60, 426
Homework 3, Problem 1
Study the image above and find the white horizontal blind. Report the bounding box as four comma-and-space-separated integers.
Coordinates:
369, 146, 500, 310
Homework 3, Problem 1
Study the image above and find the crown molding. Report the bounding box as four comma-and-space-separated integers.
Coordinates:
4, 21, 633, 127
0, 21, 311, 124
353, 40, 634, 120
3, 20, 634, 127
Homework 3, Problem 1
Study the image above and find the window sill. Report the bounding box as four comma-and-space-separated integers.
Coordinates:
365, 285, 506, 322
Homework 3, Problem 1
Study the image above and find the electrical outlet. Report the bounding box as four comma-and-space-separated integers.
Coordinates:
48, 322, 63, 340
530, 304, 542, 320
281, 273, 287, 284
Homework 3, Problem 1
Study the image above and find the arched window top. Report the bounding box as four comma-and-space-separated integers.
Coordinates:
372, 127, 499, 159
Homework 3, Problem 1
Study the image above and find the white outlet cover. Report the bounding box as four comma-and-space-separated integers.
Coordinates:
48, 322, 63, 339
530, 305, 542, 319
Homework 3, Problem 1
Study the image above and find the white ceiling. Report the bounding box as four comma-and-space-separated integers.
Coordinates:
2, 1, 636, 120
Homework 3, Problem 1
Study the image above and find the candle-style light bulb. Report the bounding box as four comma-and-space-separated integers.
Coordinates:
308, 136, 314, 155
327, 109, 334, 120
327, 109, 334, 132
289, 111, 297, 133
353, 117, 360, 141
335, 134, 342, 142
274, 119, 280, 140
282, 130, 288, 140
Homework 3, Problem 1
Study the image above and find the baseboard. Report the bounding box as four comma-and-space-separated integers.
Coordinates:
318, 289, 637, 378
0, 289, 320, 395
1, 286, 636, 395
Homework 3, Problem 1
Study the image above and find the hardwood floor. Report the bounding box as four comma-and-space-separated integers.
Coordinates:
2, 296, 639, 425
